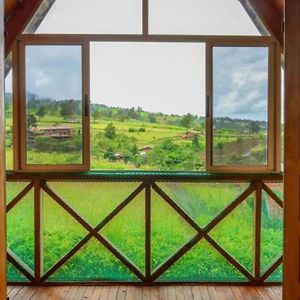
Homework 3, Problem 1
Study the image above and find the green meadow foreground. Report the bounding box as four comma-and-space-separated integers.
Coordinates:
6, 181, 283, 282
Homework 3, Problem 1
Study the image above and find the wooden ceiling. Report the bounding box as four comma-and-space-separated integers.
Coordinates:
4, 0, 284, 56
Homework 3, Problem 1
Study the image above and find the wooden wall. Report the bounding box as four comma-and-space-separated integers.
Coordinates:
0, 0, 6, 298
283, 0, 300, 299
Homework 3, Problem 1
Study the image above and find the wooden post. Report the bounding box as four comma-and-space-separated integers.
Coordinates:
253, 181, 262, 281
284, 0, 300, 298
0, 0, 7, 298
145, 182, 151, 281
34, 178, 43, 282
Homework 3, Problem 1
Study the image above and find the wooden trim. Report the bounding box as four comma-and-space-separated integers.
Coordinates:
7, 249, 34, 281
260, 255, 283, 282
15, 40, 90, 172
4, 0, 44, 56
18, 34, 276, 44
6, 180, 34, 212
142, 0, 149, 36
0, 0, 6, 295
6, 171, 283, 182
34, 178, 43, 282
283, 0, 300, 298
145, 183, 151, 280
206, 41, 280, 173
262, 183, 283, 208
247, 0, 283, 48
254, 182, 262, 280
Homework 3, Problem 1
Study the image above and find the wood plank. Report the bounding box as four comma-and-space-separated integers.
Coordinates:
175, 286, 185, 300
99, 286, 110, 300
13, 286, 37, 300
126, 286, 142, 300
48, 286, 70, 300
31, 286, 52, 300
248, 0, 283, 47
167, 286, 176, 300
158, 287, 168, 300
7, 286, 23, 299
142, 286, 151, 300
6, 285, 283, 300
150, 286, 159, 300
183, 286, 193, 300
90, 286, 104, 300
198, 286, 211, 300
5, 0, 43, 55
117, 286, 127, 300
82, 286, 96, 299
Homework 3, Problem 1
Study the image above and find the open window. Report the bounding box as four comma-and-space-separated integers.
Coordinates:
14, 38, 90, 171
206, 40, 281, 172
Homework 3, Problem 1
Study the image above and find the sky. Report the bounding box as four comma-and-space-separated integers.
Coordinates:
5, 0, 269, 120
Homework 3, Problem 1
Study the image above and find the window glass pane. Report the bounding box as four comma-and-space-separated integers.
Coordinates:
212, 46, 269, 166
90, 42, 206, 171
149, 0, 263, 35
36, 0, 141, 34
25, 45, 83, 165
5, 69, 13, 170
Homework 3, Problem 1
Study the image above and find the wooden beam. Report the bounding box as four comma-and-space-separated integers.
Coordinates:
0, 0, 6, 298
248, 0, 283, 47
283, 0, 300, 299
5, 0, 43, 56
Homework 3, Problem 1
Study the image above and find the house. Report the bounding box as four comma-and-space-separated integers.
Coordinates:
138, 145, 152, 152
39, 126, 72, 138
181, 131, 201, 140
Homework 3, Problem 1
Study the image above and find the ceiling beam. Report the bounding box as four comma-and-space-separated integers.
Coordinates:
5, 0, 43, 56
247, 0, 283, 48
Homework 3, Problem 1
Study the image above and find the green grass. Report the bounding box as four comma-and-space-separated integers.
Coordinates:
6, 182, 283, 282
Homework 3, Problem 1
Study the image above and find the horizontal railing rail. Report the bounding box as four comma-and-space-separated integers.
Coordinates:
6, 172, 283, 285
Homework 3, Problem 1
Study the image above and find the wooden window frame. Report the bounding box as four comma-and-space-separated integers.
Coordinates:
13, 37, 90, 171
12, 34, 280, 173
205, 39, 281, 173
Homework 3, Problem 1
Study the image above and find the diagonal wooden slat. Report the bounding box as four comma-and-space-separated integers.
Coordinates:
150, 234, 203, 281
6, 181, 34, 212
204, 235, 255, 281
260, 255, 283, 282
7, 248, 35, 281
41, 182, 146, 282
204, 184, 256, 233
41, 183, 146, 281
150, 183, 256, 281
262, 183, 283, 208
151, 182, 204, 232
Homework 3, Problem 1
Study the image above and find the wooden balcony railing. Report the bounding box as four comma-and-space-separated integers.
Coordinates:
5, 171, 283, 285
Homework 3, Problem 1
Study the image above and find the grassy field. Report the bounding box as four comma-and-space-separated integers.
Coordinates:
6, 181, 283, 282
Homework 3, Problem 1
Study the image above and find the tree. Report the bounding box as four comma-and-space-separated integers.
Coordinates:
192, 135, 200, 150
27, 114, 37, 130
148, 113, 156, 123
180, 113, 194, 129
36, 106, 46, 119
248, 121, 260, 134
60, 99, 77, 120
92, 109, 101, 123
104, 123, 116, 139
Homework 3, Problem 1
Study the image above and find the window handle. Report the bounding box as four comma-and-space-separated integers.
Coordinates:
206, 94, 210, 118
84, 94, 90, 117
